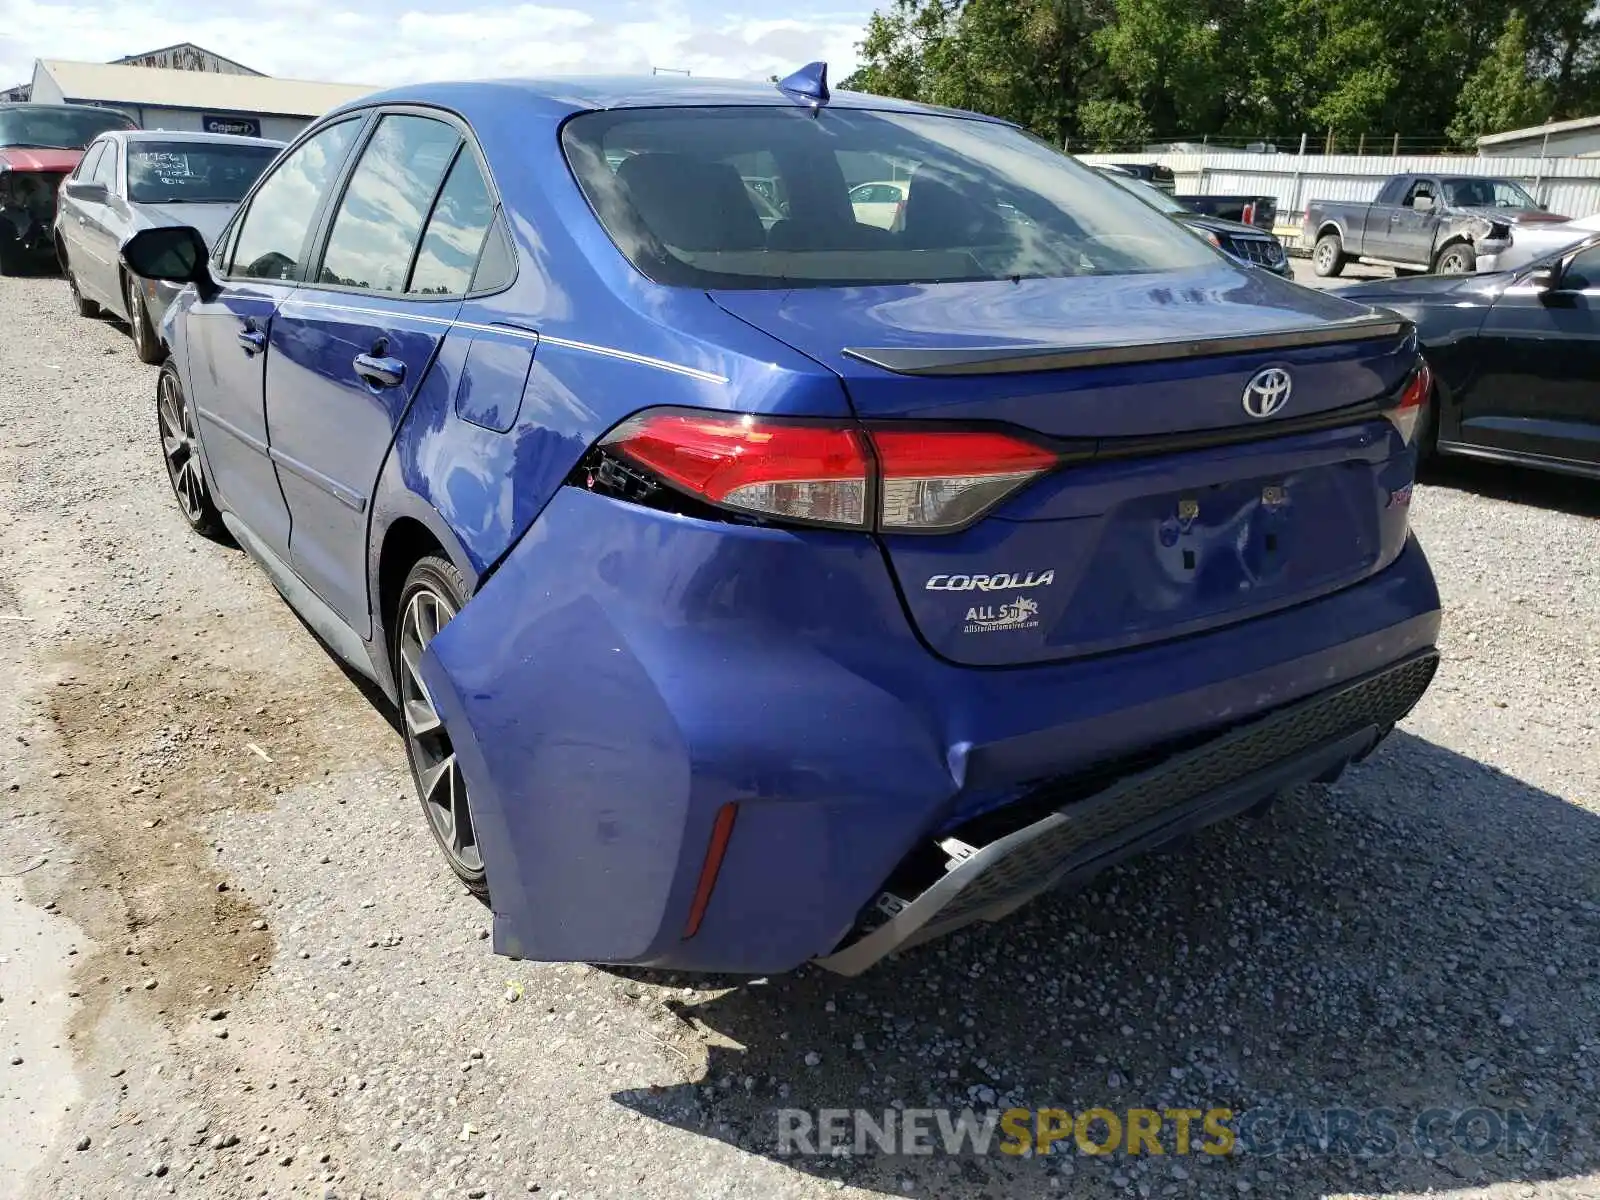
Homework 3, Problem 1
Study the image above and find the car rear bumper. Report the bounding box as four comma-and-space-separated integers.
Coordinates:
816, 650, 1436, 974
420, 488, 1441, 974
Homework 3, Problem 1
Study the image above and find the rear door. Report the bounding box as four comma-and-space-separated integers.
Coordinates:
78, 139, 123, 302
56, 139, 104, 280
264, 111, 496, 633
187, 116, 367, 560
1459, 241, 1600, 471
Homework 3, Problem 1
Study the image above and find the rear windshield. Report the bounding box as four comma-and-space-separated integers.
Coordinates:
0, 105, 135, 151
127, 141, 281, 204
1441, 178, 1539, 210
562, 106, 1215, 289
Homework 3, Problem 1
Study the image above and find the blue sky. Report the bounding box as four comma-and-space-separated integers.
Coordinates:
1, 0, 872, 89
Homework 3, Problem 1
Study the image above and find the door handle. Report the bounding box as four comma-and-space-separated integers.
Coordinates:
236, 329, 266, 354
353, 353, 405, 389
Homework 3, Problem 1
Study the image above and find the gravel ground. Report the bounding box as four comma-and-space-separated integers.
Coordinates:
1, 270, 1597, 1200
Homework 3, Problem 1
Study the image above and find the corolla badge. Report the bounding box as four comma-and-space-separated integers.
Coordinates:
926, 570, 1054, 592
1242, 367, 1292, 418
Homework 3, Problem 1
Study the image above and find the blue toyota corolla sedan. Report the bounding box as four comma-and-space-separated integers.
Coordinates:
122, 66, 1441, 976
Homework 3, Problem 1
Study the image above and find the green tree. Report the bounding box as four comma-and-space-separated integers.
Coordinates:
1448, 12, 1551, 147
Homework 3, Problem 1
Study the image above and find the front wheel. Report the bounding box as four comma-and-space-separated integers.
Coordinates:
1312, 233, 1345, 277
394, 556, 489, 899
156, 362, 225, 538
1434, 243, 1476, 275
125, 274, 163, 364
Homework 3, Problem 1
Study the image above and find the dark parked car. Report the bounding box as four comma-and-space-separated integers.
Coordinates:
1337, 233, 1600, 479
1100, 169, 1290, 277
121, 66, 1439, 975
0, 102, 137, 273
55, 129, 283, 361
1305, 173, 1570, 278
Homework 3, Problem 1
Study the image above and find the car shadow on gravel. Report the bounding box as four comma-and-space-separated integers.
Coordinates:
1421, 456, 1600, 520
613, 730, 1600, 1198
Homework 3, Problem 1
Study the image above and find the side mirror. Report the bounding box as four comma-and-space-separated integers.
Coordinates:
121, 226, 214, 297
1524, 266, 1556, 292
1412, 195, 1434, 213
65, 180, 108, 204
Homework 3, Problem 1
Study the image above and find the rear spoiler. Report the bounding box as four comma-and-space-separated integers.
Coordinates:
842, 314, 1408, 377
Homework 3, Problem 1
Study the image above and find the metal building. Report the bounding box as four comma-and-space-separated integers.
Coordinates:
23, 55, 374, 141
1478, 114, 1600, 158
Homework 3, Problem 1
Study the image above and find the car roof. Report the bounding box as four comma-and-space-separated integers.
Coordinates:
333, 76, 1009, 125
0, 101, 130, 115
111, 130, 287, 147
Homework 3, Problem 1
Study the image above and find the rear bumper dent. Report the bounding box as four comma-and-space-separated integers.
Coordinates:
815, 651, 1437, 975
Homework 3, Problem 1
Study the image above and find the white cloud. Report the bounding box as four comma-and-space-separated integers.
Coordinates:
0, 0, 869, 90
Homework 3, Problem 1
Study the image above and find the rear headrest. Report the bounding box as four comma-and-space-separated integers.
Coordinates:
899, 172, 1008, 249
614, 153, 766, 253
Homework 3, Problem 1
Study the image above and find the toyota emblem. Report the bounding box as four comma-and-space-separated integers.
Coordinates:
1242, 367, 1292, 419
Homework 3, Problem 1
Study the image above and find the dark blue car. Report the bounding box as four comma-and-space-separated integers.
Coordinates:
123, 66, 1441, 976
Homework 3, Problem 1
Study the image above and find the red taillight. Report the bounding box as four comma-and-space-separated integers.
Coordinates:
1387, 360, 1432, 445
1240, 202, 1256, 226
601, 410, 1060, 532
872, 428, 1059, 531
603, 411, 870, 527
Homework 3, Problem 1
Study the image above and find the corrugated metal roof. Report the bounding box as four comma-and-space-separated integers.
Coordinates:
1478, 113, 1600, 147
35, 59, 376, 118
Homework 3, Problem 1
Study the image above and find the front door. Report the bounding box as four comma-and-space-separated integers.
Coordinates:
1459, 241, 1600, 471
264, 112, 497, 632
1385, 178, 1439, 265
186, 116, 367, 560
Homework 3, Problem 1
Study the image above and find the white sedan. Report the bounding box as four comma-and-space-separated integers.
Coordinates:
1477, 210, 1600, 274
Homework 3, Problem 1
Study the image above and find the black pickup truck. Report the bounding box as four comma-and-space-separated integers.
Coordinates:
1304, 173, 1569, 277
1103, 163, 1276, 229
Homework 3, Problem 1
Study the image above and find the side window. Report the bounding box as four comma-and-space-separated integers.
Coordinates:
73, 141, 106, 182
317, 114, 460, 293
230, 118, 362, 281
468, 214, 516, 293
408, 149, 496, 296
1562, 244, 1600, 291
90, 143, 118, 190
1405, 180, 1436, 209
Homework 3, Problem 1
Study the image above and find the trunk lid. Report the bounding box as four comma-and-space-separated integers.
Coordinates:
713, 265, 1420, 667
0, 147, 81, 173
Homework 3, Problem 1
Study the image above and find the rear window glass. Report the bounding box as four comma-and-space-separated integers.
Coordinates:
562, 106, 1214, 289
127, 142, 281, 204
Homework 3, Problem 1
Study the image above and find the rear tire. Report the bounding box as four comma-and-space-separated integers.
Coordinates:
125, 273, 163, 364
67, 266, 99, 317
1312, 233, 1345, 277
1434, 243, 1476, 275
0, 236, 23, 277
394, 555, 489, 900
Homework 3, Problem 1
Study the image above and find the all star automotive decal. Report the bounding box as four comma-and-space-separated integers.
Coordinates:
963, 596, 1042, 634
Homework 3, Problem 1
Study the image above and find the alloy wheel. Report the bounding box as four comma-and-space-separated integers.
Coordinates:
127, 277, 150, 358
397, 587, 481, 874
157, 371, 205, 522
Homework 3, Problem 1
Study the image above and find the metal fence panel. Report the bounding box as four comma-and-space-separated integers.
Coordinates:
1081, 152, 1600, 244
